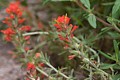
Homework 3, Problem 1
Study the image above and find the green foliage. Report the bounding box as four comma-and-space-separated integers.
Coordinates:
87, 14, 97, 28
112, 0, 120, 18
80, 0, 90, 9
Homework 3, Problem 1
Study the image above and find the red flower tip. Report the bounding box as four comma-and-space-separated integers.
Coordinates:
71, 25, 78, 33
56, 15, 70, 24
24, 36, 30, 40
35, 53, 41, 58
54, 24, 62, 31
68, 55, 76, 60
4, 35, 12, 42
24, 47, 30, 51
10, 14, 14, 19
1, 28, 15, 41
27, 62, 35, 70
1, 28, 15, 35
6, 2, 21, 16
39, 63, 45, 67
19, 26, 31, 31
18, 18, 25, 24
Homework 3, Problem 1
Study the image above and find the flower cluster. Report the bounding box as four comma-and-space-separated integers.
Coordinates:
1, 2, 31, 42
54, 15, 78, 46
6, 1, 22, 17
1, 28, 15, 41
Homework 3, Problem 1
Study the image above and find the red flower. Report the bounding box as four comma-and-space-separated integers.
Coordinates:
39, 63, 45, 67
1, 28, 15, 35
35, 53, 41, 58
19, 26, 31, 31
56, 15, 70, 24
18, 18, 25, 24
10, 14, 14, 19
71, 25, 78, 33
4, 35, 12, 41
6, 1, 22, 17
54, 15, 78, 48
2, 17, 12, 26
24, 36, 30, 40
27, 62, 35, 70
58, 34, 65, 41
68, 55, 76, 60
24, 47, 30, 51
1, 28, 15, 41
54, 24, 62, 31
58, 34, 69, 42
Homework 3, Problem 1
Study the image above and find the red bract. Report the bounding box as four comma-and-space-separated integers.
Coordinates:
39, 63, 45, 67
35, 53, 41, 58
4, 35, 12, 41
68, 55, 76, 60
24, 47, 30, 51
10, 14, 14, 19
6, 1, 22, 17
56, 15, 70, 24
71, 25, 78, 33
27, 62, 35, 70
54, 15, 78, 47
1, 28, 15, 35
24, 36, 30, 40
18, 18, 25, 24
58, 34, 69, 42
54, 24, 62, 31
1, 28, 15, 41
19, 26, 31, 31
2, 17, 12, 26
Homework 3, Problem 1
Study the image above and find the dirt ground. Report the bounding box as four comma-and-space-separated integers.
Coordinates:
0, 39, 25, 80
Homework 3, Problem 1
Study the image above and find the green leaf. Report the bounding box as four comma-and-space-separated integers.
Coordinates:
112, 74, 120, 80
42, 0, 49, 5
21, 0, 27, 6
113, 64, 120, 69
108, 32, 120, 39
112, 0, 120, 18
51, 0, 74, 1
87, 14, 97, 28
98, 50, 115, 61
80, 0, 90, 9
100, 63, 115, 69
101, 27, 111, 32
113, 40, 120, 62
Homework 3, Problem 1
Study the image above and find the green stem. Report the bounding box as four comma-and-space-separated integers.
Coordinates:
23, 32, 49, 36
36, 67, 53, 79
46, 62, 70, 79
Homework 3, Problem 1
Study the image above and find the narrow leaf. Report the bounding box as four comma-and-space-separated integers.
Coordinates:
98, 50, 115, 61
100, 63, 115, 69
113, 40, 119, 62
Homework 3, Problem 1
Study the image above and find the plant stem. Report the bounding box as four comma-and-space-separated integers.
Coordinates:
36, 67, 53, 79
23, 32, 49, 36
46, 62, 70, 79
75, 0, 120, 33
